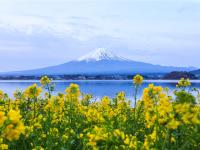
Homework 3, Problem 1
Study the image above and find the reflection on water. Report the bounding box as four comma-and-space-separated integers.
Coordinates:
0, 80, 200, 99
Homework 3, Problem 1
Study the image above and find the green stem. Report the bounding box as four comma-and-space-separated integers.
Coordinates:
46, 84, 51, 98
34, 97, 36, 119
134, 85, 138, 108
134, 85, 139, 121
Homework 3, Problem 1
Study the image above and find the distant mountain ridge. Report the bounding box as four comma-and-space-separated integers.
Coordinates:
1, 48, 197, 76
191, 69, 200, 74
190, 69, 200, 78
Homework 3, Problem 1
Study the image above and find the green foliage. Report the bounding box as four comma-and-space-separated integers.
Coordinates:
175, 90, 196, 104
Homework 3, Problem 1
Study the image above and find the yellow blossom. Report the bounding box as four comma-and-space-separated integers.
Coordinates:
176, 78, 191, 88
0, 111, 6, 126
24, 84, 42, 99
8, 109, 21, 124
40, 76, 51, 85
0, 144, 8, 150
167, 119, 180, 129
133, 74, 143, 85
0, 90, 4, 99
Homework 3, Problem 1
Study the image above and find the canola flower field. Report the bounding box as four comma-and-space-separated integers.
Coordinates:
0, 75, 200, 150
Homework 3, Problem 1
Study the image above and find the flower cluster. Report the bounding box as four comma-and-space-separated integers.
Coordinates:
23, 84, 42, 99
176, 78, 191, 88
40, 76, 51, 86
133, 74, 143, 85
0, 76, 199, 149
0, 90, 4, 100
3, 110, 25, 141
0, 109, 25, 149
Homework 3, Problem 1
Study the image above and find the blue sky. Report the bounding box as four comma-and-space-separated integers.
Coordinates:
0, 0, 200, 71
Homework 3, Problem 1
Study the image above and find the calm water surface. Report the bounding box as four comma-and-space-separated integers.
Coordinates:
0, 80, 200, 100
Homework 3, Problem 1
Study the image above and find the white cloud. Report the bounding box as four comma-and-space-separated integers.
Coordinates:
0, 0, 200, 71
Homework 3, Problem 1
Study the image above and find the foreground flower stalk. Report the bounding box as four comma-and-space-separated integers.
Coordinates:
133, 74, 143, 106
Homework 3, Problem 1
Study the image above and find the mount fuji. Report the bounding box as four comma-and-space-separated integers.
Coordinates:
2, 48, 197, 76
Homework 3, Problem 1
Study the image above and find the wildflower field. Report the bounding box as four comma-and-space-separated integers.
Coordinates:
0, 75, 200, 150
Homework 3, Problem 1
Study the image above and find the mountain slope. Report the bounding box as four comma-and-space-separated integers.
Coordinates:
2, 48, 197, 75
190, 69, 200, 76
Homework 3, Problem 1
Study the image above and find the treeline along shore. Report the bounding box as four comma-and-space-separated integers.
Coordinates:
0, 71, 199, 80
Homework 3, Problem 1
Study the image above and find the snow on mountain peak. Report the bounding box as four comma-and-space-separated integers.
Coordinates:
77, 48, 126, 62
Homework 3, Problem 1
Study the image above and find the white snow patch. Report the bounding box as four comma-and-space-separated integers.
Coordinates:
77, 48, 128, 62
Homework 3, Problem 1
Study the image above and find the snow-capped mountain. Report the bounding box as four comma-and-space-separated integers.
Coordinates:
2, 48, 197, 75
77, 48, 127, 62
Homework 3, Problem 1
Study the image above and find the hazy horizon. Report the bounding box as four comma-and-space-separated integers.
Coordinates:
0, 0, 200, 71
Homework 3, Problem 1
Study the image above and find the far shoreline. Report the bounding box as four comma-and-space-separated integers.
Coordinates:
1, 79, 200, 83
0, 71, 199, 80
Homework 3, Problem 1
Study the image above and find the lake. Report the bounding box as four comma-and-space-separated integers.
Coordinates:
1, 80, 200, 100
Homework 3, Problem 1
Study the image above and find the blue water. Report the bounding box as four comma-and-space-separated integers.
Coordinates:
0, 80, 200, 100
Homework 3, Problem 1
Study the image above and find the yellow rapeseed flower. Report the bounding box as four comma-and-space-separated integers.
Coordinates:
65, 83, 80, 96
65, 84, 81, 102
0, 90, 4, 99
0, 144, 8, 150
0, 111, 6, 126
176, 78, 191, 88
24, 84, 42, 99
101, 96, 110, 106
167, 119, 180, 129
3, 110, 25, 142
133, 74, 143, 85
40, 76, 51, 86
8, 109, 21, 124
